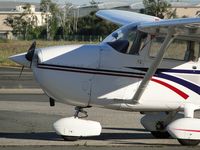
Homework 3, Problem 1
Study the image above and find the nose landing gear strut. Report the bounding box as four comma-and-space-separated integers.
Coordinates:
74, 106, 89, 118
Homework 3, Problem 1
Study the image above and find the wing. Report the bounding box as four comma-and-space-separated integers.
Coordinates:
96, 9, 161, 26
96, 9, 200, 38
139, 17, 200, 39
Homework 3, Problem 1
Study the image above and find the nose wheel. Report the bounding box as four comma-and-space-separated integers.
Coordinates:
62, 135, 80, 141
61, 107, 89, 141
53, 106, 101, 141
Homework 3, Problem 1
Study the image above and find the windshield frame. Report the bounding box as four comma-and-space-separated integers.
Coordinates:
102, 23, 139, 43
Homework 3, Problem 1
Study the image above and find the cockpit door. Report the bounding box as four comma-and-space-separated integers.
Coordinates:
90, 44, 145, 107
90, 23, 150, 106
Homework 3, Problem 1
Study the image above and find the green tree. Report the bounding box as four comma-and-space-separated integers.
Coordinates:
5, 3, 38, 40
40, 0, 61, 40
141, 0, 176, 19
62, 3, 81, 36
76, 12, 118, 37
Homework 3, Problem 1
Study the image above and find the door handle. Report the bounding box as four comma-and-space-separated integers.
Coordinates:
192, 66, 197, 69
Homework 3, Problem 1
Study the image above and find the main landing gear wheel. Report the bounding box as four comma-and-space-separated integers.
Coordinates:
62, 136, 80, 141
178, 139, 200, 146
151, 121, 170, 138
151, 131, 170, 139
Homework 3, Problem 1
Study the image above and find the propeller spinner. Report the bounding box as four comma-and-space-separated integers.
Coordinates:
9, 41, 36, 67
9, 41, 37, 78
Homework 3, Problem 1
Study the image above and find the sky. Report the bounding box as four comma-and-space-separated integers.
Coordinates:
1, 0, 200, 5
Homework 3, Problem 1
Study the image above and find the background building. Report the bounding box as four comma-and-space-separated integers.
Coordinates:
0, 2, 48, 39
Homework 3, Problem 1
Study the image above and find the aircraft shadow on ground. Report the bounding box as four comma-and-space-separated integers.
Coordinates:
0, 127, 173, 144
86, 127, 178, 146
85, 132, 153, 140
0, 131, 179, 146
0, 131, 153, 141
83, 127, 152, 140
0, 132, 62, 141
103, 127, 147, 132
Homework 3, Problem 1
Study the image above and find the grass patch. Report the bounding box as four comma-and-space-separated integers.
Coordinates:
0, 40, 96, 66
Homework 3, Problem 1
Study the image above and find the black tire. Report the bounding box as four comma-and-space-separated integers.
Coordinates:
178, 139, 200, 146
151, 131, 170, 139
62, 136, 80, 141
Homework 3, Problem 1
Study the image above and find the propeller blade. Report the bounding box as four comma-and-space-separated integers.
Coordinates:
19, 66, 24, 79
30, 59, 33, 68
25, 41, 36, 62
28, 41, 36, 52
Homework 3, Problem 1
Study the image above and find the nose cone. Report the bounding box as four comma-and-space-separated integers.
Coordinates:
9, 53, 30, 67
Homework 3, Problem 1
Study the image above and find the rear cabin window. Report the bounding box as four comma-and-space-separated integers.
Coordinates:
150, 36, 200, 62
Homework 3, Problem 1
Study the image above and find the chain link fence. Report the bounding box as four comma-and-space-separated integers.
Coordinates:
15, 34, 107, 42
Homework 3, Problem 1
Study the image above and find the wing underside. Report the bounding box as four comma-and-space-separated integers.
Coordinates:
138, 17, 200, 39
96, 9, 161, 25
96, 9, 200, 39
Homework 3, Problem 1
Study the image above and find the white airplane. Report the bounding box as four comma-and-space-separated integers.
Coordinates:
9, 9, 200, 146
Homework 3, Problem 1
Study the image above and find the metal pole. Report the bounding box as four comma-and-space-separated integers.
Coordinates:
73, 9, 76, 33
76, 7, 79, 32
46, 2, 50, 40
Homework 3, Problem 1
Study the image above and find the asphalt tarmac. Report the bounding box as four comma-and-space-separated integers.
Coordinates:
0, 67, 199, 150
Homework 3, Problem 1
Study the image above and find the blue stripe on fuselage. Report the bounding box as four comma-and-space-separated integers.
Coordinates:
156, 73, 200, 95
127, 67, 200, 95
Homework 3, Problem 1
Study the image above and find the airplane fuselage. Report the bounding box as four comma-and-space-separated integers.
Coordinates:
32, 41, 200, 112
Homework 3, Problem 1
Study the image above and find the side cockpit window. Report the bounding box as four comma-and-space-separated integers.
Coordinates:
150, 36, 200, 62
107, 40, 129, 53
103, 24, 148, 55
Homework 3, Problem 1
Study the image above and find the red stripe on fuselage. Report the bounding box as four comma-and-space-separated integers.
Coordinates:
151, 78, 189, 100
175, 128, 200, 133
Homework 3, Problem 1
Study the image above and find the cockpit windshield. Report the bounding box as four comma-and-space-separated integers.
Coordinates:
102, 24, 148, 55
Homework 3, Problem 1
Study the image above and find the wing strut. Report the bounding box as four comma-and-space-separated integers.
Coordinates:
131, 28, 175, 104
